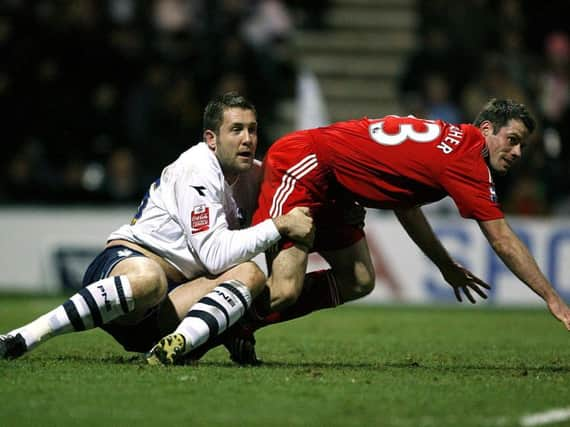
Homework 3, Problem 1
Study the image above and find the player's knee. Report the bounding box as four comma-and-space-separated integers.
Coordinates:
354, 276, 375, 298
338, 262, 375, 301
125, 258, 168, 306
232, 261, 267, 297
353, 262, 375, 297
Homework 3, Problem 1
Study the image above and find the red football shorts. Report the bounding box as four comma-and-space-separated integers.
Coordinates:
252, 130, 364, 252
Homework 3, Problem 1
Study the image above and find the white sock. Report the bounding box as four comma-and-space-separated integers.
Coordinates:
174, 280, 252, 353
13, 276, 134, 350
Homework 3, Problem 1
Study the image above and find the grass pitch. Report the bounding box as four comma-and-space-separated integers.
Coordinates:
1, 295, 570, 427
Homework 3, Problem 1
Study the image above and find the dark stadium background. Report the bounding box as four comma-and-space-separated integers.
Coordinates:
1, 0, 568, 215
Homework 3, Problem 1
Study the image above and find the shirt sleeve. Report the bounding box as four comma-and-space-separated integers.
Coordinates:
172, 164, 280, 275
439, 148, 504, 221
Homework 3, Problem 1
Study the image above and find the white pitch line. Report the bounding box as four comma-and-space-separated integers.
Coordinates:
520, 407, 570, 426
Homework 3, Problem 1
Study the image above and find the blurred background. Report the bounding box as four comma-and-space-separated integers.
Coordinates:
1, 0, 568, 215
0, 0, 569, 300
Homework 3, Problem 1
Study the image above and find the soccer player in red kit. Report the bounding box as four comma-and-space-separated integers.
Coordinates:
248, 98, 570, 345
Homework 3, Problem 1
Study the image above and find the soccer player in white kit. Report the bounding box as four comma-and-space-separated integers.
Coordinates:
0, 92, 314, 365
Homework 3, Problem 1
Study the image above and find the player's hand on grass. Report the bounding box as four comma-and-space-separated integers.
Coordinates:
274, 207, 315, 248
441, 262, 491, 304
546, 298, 570, 331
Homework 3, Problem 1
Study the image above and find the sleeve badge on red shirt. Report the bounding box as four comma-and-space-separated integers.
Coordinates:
191, 205, 210, 233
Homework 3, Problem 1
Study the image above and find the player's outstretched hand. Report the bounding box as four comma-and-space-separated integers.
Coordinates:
546, 298, 570, 331
273, 207, 315, 248
441, 262, 491, 304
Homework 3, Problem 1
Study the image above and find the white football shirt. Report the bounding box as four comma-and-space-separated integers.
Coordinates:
108, 142, 280, 279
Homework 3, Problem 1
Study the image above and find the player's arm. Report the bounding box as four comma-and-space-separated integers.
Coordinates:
394, 206, 490, 303
478, 218, 570, 330
175, 173, 313, 275
189, 207, 313, 275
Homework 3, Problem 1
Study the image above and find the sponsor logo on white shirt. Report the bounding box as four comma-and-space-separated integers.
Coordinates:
191, 205, 210, 233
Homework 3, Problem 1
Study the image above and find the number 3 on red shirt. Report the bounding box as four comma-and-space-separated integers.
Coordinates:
369, 118, 442, 146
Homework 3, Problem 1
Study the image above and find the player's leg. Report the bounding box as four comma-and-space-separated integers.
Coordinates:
46, 261, 263, 358
146, 261, 266, 365
162, 277, 265, 366
209, 245, 310, 365
266, 244, 311, 311
204, 131, 318, 364
193, 244, 308, 366
251, 236, 375, 329
0, 246, 167, 359
180, 235, 369, 365
320, 235, 375, 302
206, 237, 373, 365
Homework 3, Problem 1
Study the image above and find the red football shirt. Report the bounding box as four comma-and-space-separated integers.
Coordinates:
309, 115, 503, 221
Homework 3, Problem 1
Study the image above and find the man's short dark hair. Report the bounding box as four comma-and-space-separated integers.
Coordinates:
473, 98, 536, 135
203, 92, 257, 134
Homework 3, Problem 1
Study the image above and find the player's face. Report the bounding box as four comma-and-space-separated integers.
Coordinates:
207, 107, 258, 183
483, 119, 529, 175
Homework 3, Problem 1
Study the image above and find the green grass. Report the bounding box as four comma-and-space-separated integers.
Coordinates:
2, 295, 570, 427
